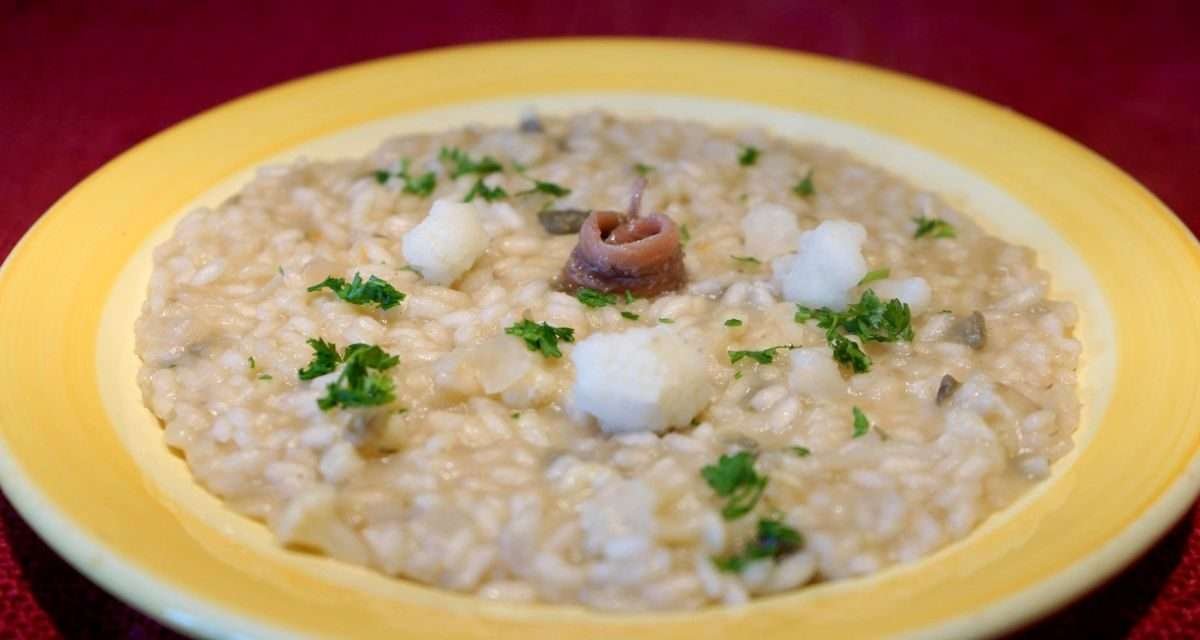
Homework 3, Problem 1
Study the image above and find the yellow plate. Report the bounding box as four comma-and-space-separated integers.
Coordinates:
2, 38, 1199, 640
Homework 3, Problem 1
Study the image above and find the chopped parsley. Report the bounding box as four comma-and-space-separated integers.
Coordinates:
793, 169, 815, 197
620, 310, 640, 321
464, 179, 507, 203
299, 340, 400, 410
518, 178, 571, 198
794, 289, 913, 373
728, 344, 796, 365
658, 318, 674, 324
913, 216, 956, 239
730, 255, 761, 268
505, 319, 575, 358
724, 318, 743, 327
307, 273, 406, 310
624, 291, 635, 305
858, 268, 890, 286
713, 517, 803, 572
439, 147, 503, 178
575, 288, 617, 308
634, 162, 655, 176
258, 374, 273, 381
679, 223, 691, 244
316, 344, 400, 411
734, 370, 744, 380
738, 145, 760, 166
791, 446, 811, 457
374, 159, 437, 197
852, 406, 871, 438
511, 412, 520, 419
298, 338, 342, 380
701, 451, 769, 520
248, 357, 256, 369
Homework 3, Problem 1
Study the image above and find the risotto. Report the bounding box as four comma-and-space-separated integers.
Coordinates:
135, 111, 1081, 610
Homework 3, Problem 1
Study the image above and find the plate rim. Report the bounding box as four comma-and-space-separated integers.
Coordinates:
2, 36, 1199, 640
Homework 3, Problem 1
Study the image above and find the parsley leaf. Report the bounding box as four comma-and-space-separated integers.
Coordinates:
713, 517, 803, 572
248, 356, 256, 369
575, 288, 617, 308
724, 318, 743, 327
374, 160, 437, 197
505, 319, 575, 358
738, 146, 760, 166
680, 223, 691, 244
307, 273, 406, 310
858, 267, 890, 286
316, 343, 400, 411
830, 334, 872, 373
464, 178, 507, 202
731, 255, 761, 268
620, 310, 640, 321
913, 216, 956, 239
792, 446, 811, 457
793, 169, 815, 197
701, 451, 769, 520
852, 406, 871, 438
519, 178, 571, 198
658, 317, 674, 324
258, 374, 273, 381
624, 291, 635, 305
634, 162, 655, 176
728, 345, 796, 365
439, 147, 503, 179
794, 289, 913, 373
298, 338, 342, 380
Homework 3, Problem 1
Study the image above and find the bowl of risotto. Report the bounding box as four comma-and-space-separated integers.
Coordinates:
2, 39, 1199, 640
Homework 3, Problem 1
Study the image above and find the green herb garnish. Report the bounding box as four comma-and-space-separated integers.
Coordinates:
913, 216, 956, 239
307, 273, 406, 310
518, 178, 571, 198
713, 517, 803, 572
794, 289, 913, 373
634, 162, 655, 176
701, 452, 769, 520
258, 374, 273, 381
575, 288, 617, 308
852, 406, 871, 438
374, 159, 437, 197
316, 343, 400, 411
658, 318, 674, 324
793, 169, 815, 197
731, 255, 761, 267
298, 338, 342, 380
680, 223, 691, 244
858, 268, 890, 286
792, 446, 811, 457
728, 345, 796, 365
738, 146, 760, 166
621, 310, 640, 321
724, 318, 743, 327
734, 370, 744, 380
505, 319, 575, 358
624, 291, 635, 305
464, 179, 507, 203
439, 147, 503, 178
248, 357, 256, 369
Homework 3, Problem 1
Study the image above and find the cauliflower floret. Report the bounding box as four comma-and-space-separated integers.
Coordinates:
772, 219, 868, 310
788, 346, 846, 398
870, 277, 932, 315
740, 202, 801, 260
401, 199, 489, 286
570, 327, 712, 434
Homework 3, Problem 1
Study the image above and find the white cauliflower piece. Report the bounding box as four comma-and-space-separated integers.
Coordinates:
401, 199, 489, 286
570, 327, 712, 434
773, 219, 868, 310
788, 346, 846, 398
740, 202, 800, 260
870, 277, 932, 315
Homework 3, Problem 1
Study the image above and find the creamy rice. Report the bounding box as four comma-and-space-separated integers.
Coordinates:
135, 111, 1080, 610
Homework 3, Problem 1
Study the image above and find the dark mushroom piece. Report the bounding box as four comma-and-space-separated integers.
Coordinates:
936, 374, 961, 405
538, 208, 592, 235
949, 311, 987, 350
559, 178, 687, 297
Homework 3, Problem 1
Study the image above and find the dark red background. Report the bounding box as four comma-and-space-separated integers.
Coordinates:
2, 1, 1198, 638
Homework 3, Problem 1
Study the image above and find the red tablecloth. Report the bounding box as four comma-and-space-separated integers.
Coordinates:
1, 1, 1197, 637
